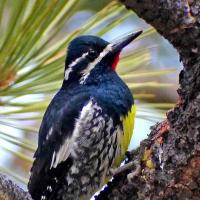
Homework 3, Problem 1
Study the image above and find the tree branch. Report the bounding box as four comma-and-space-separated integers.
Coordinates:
0, 174, 32, 200
97, 0, 200, 199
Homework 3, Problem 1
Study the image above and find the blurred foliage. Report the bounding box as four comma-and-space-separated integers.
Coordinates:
0, 0, 175, 185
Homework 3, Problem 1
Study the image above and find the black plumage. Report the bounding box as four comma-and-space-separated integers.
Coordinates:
28, 32, 142, 200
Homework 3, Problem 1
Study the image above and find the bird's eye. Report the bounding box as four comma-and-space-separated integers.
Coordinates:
89, 50, 97, 57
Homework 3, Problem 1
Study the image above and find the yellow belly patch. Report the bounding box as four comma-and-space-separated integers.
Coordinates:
114, 104, 136, 167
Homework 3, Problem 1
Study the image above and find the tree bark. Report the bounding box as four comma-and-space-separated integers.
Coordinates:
0, 174, 31, 200
97, 0, 200, 199
1, 1, 200, 200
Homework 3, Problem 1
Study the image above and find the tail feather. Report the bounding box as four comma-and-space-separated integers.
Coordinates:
28, 157, 73, 200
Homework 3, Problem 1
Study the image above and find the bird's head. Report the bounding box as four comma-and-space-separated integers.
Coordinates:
64, 31, 142, 84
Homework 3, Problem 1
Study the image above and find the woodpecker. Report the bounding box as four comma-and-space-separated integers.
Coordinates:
28, 30, 142, 200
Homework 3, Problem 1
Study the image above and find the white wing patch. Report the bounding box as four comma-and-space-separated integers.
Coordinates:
80, 44, 113, 84
50, 99, 99, 169
50, 139, 71, 169
46, 127, 53, 140
50, 151, 56, 169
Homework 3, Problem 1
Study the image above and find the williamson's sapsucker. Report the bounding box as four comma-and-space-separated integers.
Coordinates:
28, 30, 142, 200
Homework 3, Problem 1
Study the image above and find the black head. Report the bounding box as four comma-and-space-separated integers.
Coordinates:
64, 31, 142, 84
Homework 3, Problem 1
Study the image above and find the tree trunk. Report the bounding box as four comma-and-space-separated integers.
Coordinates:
97, 0, 200, 199
1, 0, 200, 199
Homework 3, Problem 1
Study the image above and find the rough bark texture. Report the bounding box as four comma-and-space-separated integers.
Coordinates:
1, 1, 200, 200
0, 174, 32, 200
97, 0, 200, 199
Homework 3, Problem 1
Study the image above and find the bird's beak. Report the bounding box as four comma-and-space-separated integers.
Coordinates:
111, 30, 143, 53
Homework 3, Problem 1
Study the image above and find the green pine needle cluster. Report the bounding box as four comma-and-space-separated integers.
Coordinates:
0, 0, 174, 184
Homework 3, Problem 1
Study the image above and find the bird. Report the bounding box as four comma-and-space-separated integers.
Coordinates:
28, 30, 142, 200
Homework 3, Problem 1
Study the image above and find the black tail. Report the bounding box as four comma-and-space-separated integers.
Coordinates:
28, 157, 73, 200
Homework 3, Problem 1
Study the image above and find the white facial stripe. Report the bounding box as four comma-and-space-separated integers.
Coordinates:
65, 52, 89, 80
80, 43, 113, 84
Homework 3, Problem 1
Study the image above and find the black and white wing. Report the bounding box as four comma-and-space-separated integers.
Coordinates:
28, 94, 116, 200
28, 92, 92, 199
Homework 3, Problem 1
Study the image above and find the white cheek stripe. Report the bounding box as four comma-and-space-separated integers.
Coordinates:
65, 52, 89, 80
80, 43, 113, 84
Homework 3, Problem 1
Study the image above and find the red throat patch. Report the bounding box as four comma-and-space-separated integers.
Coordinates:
111, 53, 120, 71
